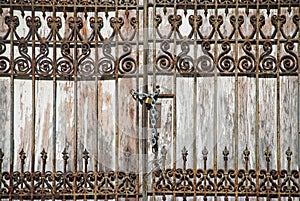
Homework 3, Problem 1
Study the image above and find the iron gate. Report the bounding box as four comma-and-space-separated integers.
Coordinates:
0, 0, 299, 200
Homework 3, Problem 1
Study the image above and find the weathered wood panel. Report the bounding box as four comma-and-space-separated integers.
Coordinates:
0, 78, 10, 171
14, 80, 32, 171
56, 81, 74, 171
197, 77, 215, 168
176, 77, 194, 168
35, 81, 53, 171
118, 78, 137, 172
280, 76, 298, 170
217, 77, 235, 169
98, 80, 115, 171
237, 77, 256, 169
77, 81, 97, 170
258, 78, 277, 169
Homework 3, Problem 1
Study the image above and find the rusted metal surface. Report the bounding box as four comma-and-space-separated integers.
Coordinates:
0, 0, 299, 200
0, 146, 299, 199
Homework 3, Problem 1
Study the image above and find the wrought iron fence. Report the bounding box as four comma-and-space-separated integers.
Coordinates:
0, 0, 299, 200
0, 146, 299, 199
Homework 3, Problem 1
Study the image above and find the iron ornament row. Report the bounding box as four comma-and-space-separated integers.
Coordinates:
0, 148, 137, 197
0, 0, 299, 19
158, 39, 300, 73
0, 39, 298, 78
153, 146, 299, 200
0, 10, 299, 78
1, 13, 299, 41
0, 147, 299, 199
0, 0, 299, 6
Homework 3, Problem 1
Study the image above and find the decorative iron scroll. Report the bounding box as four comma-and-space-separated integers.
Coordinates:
0, 1, 299, 79
0, 147, 299, 199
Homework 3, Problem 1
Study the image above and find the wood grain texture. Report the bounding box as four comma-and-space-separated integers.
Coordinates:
196, 77, 215, 168
98, 80, 115, 171
176, 77, 194, 168
0, 78, 10, 171
77, 81, 96, 170
35, 81, 53, 171
56, 81, 74, 171
118, 78, 137, 172
217, 77, 235, 169
279, 76, 298, 170
14, 80, 32, 171
258, 78, 277, 170
237, 77, 256, 169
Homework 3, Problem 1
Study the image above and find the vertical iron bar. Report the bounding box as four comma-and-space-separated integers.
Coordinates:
213, 0, 218, 200
173, 2, 177, 201
135, 1, 140, 200
31, 4, 36, 201
276, 1, 281, 200
192, 1, 197, 201
52, 2, 57, 201
9, 1, 14, 201
73, 2, 78, 201
115, 1, 119, 201
94, 4, 99, 201
94, 3, 99, 173
234, 0, 239, 200
255, 0, 260, 200
142, 0, 149, 201
52, 1, 57, 177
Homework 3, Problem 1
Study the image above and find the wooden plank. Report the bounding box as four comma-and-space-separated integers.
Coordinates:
217, 77, 235, 169
258, 78, 277, 169
14, 80, 32, 171
118, 78, 137, 172
98, 80, 115, 171
35, 81, 53, 171
0, 78, 11, 171
176, 77, 194, 168
56, 81, 74, 171
280, 76, 298, 170
77, 81, 96, 170
196, 77, 215, 168
237, 77, 256, 169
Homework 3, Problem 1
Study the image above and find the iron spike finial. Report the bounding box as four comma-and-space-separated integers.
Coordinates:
182, 146, 188, 162
124, 147, 130, 157
202, 146, 208, 169
62, 148, 69, 161
286, 147, 292, 161
19, 148, 26, 161
41, 148, 47, 161
265, 147, 271, 162
182, 146, 188, 170
223, 146, 229, 161
83, 149, 90, 161
83, 148, 90, 172
243, 145, 250, 160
